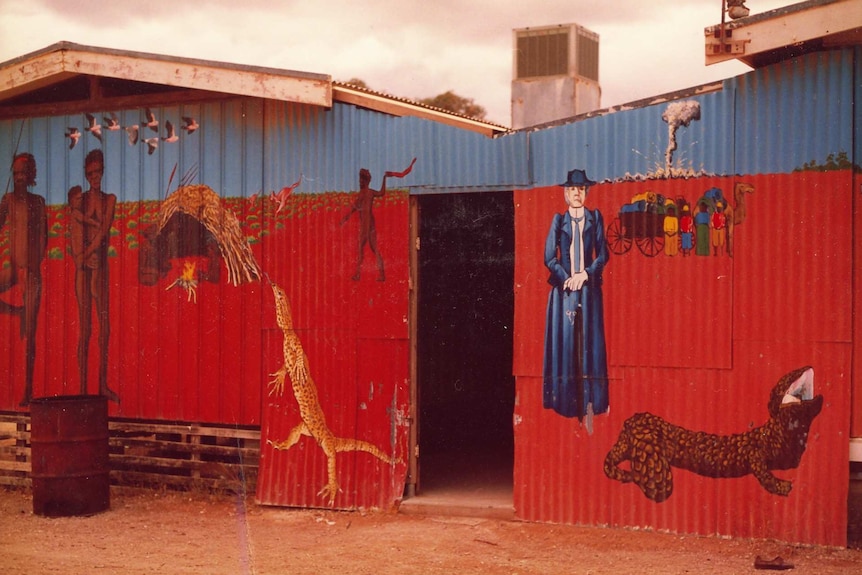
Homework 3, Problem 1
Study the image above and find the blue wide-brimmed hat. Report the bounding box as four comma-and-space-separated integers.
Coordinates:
560, 169, 596, 187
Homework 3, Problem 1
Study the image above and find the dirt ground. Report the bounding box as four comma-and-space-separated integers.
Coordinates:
1, 487, 860, 575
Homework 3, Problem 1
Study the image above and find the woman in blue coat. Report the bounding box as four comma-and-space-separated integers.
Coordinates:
542, 169, 610, 430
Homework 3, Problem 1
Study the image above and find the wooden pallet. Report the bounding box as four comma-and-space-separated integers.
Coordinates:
0, 413, 260, 494
0, 413, 31, 487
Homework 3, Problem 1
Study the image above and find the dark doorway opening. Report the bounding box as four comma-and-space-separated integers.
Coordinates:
413, 191, 515, 507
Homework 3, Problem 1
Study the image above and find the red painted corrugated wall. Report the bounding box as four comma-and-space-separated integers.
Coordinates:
255, 191, 410, 510
513, 171, 851, 546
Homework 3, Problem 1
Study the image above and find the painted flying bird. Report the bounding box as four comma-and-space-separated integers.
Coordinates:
143, 108, 159, 132
65, 127, 81, 149
181, 116, 199, 134
103, 113, 121, 131
162, 120, 179, 143
85, 113, 102, 141
125, 124, 140, 146
143, 137, 159, 155
270, 175, 302, 214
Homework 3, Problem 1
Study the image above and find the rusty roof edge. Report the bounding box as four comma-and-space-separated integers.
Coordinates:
0, 41, 330, 83
333, 82, 511, 136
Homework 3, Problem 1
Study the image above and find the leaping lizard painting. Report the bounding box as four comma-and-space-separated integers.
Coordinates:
266, 280, 399, 504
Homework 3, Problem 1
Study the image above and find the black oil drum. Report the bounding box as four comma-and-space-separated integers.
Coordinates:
30, 395, 110, 516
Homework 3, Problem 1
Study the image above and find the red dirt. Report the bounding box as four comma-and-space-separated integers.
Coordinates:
1, 487, 859, 575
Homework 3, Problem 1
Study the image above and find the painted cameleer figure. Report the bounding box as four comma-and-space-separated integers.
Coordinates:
0, 153, 47, 406
663, 203, 679, 257
694, 202, 711, 256
679, 204, 694, 256
711, 200, 727, 256
69, 149, 119, 403
542, 169, 609, 432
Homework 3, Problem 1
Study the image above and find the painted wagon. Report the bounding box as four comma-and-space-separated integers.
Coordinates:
606, 205, 666, 257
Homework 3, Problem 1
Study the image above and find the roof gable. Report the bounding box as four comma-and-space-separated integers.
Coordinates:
0, 41, 332, 108
0, 41, 508, 136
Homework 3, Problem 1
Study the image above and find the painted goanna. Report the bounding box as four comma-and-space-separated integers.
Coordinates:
266, 280, 398, 504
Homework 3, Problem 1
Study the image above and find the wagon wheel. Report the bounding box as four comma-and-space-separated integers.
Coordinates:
606, 217, 631, 255
636, 234, 665, 257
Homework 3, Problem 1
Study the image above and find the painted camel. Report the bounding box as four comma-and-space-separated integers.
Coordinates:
724, 181, 754, 257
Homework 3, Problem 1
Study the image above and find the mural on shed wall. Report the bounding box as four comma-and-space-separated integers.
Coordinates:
535, 99, 829, 507
0, 101, 412, 508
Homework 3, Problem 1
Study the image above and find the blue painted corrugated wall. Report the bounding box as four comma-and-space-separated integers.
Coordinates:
526, 48, 857, 185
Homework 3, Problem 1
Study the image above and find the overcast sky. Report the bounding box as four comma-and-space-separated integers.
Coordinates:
0, 0, 792, 125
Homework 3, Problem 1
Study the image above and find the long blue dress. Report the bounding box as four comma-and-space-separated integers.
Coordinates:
542, 209, 610, 419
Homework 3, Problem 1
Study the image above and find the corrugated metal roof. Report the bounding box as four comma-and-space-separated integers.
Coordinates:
333, 82, 510, 136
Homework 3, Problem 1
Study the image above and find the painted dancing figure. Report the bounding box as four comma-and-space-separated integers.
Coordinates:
341, 158, 415, 282
0, 153, 47, 406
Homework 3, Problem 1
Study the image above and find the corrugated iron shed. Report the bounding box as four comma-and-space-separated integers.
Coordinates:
0, 6, 858, 545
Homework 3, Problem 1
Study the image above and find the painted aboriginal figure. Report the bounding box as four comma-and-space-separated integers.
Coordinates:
341, 158, 415, 282
69, 149, 119, 402
542, 169, 609, 431
0, 153, 47, 406
604, 366, 823, 502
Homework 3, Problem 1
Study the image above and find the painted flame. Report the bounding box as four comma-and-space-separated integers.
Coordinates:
180, 260, 196, 282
